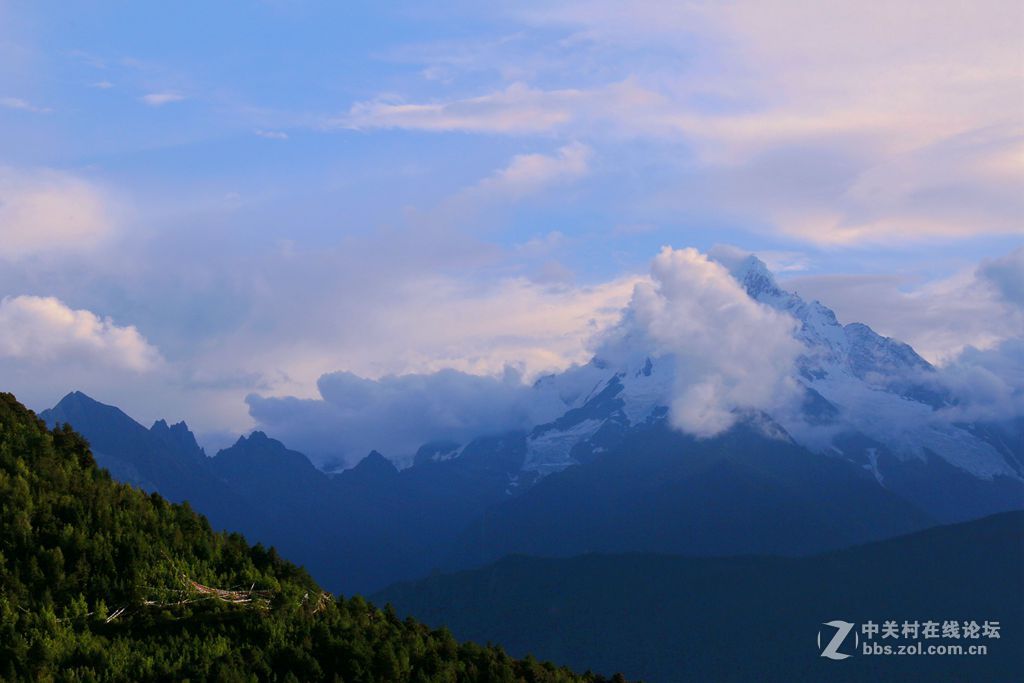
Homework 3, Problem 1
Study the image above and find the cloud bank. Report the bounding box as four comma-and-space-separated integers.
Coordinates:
246, 247, 807, 465
247, 367, 564, 468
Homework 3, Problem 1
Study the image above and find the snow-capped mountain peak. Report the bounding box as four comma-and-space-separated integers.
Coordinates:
501, 252, 1021, 483
726, 253, 786, 300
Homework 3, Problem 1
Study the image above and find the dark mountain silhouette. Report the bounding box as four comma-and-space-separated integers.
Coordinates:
39, 392, 526, 593
377, 512, 1024, 683
343, 449, 399, 478
212, 430, 332, 510
39, 391, 249, 532
449, 418, 936, 567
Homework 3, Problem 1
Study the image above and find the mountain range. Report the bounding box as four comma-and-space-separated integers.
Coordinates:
39, 255, 1024, 595
1, 391, 617, 682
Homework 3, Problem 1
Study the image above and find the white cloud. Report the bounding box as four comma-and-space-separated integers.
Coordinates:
255, 129, 289, 140
1, 96, 51, 113
229, 268, 641, 401
472, 142, 591, 198
348, 0, 1022, 155
515, 0, 1021, 147
340, 80, 662, 135
342, 82, 573, 133
763, 125, 1024, 245
0, 168, 116, 260
140, 92, 185, 106
560, 1, 1023, 244
0, 295, 162, 372
604, 247, 802, 436
426, 143, 593, 232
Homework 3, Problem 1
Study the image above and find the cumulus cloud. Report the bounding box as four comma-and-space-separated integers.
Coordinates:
247, 367, 565, 467
0, 168, 116, 260
0, 295, 162, 371
603, 247, 802, 436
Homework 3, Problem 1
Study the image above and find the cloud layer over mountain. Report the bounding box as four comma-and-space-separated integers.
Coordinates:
247, 247, 810, 464
247, 367, 565, 467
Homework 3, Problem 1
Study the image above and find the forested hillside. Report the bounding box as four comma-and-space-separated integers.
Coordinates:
0, 393, 620, 682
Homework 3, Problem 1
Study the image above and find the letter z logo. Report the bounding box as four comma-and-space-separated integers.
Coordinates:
818, 620, 858, 660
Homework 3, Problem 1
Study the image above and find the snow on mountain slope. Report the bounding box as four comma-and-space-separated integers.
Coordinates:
498, 252, 1019, 482
725, 254, 1015, 480
524, 417, 605, 476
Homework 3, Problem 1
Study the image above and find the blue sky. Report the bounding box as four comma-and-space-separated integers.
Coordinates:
0, 1, 1021, 453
